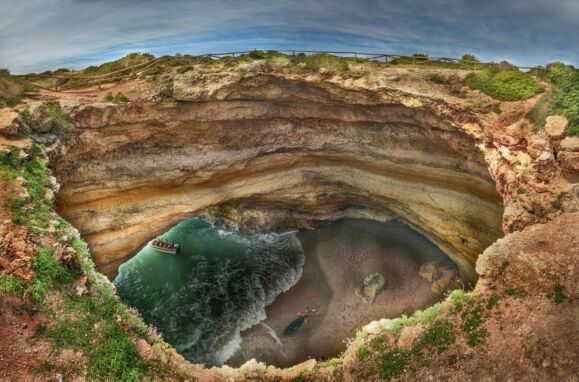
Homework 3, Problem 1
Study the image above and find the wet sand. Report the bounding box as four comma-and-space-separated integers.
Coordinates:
228, 219, 457, 367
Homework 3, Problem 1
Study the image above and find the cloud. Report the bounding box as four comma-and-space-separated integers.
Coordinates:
0, 0, 577, 73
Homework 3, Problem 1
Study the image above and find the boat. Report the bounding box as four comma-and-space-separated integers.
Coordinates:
283, 307, 317, 336
283, 316, 306, 336
150, 238, 181, 254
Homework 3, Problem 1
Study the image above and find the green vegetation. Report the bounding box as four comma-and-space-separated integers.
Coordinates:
82, 53, 154, 77
389, 300, 444, 331
177, 64, 194, 74
291, 53, 349, 72
0, 272, 26, 296
356, 345, 370, 360
527, 62, 578, 136
0, 68, 33, 107
546, 285, 566, 304
30, 247, 79, 302
460, 54, 480, 66
367, 318, 457, 381
1, 144, 53, 231
486, 295, 500, 310
505, 288, 527, 298
378, 347, 410, 380
0, 142, 153, 381
415, 319, 456, 353
318, 358, 342, 368
104, 91, 130, 103
47, 293, 147, 381
464, 68, 542, 101
429, 73, 450, 85
460, 305, 489, 346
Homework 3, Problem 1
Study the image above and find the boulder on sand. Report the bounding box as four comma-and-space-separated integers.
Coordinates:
355, 273, 388, 304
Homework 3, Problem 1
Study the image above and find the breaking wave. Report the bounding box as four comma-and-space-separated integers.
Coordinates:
114, 217, 304, 366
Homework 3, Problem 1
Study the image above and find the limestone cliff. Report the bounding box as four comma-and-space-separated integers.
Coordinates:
50, 68, 509, 283
1, 60, 577, 382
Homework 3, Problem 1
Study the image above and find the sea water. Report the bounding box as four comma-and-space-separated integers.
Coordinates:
114, 217, 304, 366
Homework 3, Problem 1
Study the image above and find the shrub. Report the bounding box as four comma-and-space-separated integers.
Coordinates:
248, 50, 266, 60
0, 69, 33, 107
291, 53, 349, 72
546, 285, 566, 304
544, 62, 579, 136
460, 54, 480, 65
429, 74, 449, 84
104, 92, 130, 104
177, 65, 193, 74
464, 69, 542, 101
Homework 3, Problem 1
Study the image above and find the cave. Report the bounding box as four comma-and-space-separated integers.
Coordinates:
50, 73, 504, 368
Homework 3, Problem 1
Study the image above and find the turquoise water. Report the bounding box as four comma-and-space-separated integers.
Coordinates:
114, 217, 304, 366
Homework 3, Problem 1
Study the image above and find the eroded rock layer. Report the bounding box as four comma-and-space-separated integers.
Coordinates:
51, 73, 505, 281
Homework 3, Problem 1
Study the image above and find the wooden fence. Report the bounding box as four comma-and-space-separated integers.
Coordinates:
15, 50, 542, 93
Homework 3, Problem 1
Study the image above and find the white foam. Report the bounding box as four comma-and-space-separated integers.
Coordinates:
214, 331, 243, 364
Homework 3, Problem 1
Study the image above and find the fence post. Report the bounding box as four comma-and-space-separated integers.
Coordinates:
98, 79, 101, 91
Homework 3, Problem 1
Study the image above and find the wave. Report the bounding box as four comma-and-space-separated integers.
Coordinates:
114, 217, 304, 366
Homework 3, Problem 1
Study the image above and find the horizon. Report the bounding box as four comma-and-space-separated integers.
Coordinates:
1, 0, 578, 74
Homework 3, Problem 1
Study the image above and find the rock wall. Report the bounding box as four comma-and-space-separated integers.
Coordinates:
50, 71, 507, 282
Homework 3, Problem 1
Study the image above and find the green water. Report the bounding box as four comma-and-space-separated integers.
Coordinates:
114, 217, 304, 366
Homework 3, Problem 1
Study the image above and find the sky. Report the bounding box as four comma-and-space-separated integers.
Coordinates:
0, 0, 578, 73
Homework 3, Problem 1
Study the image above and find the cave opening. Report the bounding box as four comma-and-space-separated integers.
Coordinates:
113, 213, 464, 368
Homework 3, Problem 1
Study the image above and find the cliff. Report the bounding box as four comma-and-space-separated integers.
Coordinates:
0, 58, 577, 381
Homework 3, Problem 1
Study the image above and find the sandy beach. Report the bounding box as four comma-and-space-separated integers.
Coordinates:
228, 219, 458, 367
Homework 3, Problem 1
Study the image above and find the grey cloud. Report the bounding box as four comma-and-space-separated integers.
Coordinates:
0, 0, 577, 72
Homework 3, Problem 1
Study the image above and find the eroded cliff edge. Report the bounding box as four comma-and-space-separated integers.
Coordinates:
47, 66, 575, 285
51, 70, 502, 282
1, 60, 577, 381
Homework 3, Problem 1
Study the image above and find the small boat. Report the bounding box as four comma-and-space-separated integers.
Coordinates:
283, 307, 317, 336
150, 238, 181, 254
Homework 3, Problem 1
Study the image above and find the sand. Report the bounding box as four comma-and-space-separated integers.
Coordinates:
228, 219, 458, 367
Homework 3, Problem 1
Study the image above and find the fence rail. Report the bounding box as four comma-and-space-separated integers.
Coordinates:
16, 50, 543, 93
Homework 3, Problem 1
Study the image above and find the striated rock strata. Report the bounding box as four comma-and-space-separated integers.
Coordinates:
49, 72, 507, 283
47, 66, 575, 283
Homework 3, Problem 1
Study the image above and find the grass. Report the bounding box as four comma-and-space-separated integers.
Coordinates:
47, 293, 147, 381
356, 345, 370, 360
318, 358, 341, 368
30, 247, 79, 301
1, 144, 54, 232
364, 317, 458, 381
505, 288, 528, 298
0, 272, 26, 296
460, 305, 489, 346
464, 69, 543, 101
378, 347, 410, 381
291, 53, 349, 72
1, 142, 153, 381
414, 319, 456, 353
